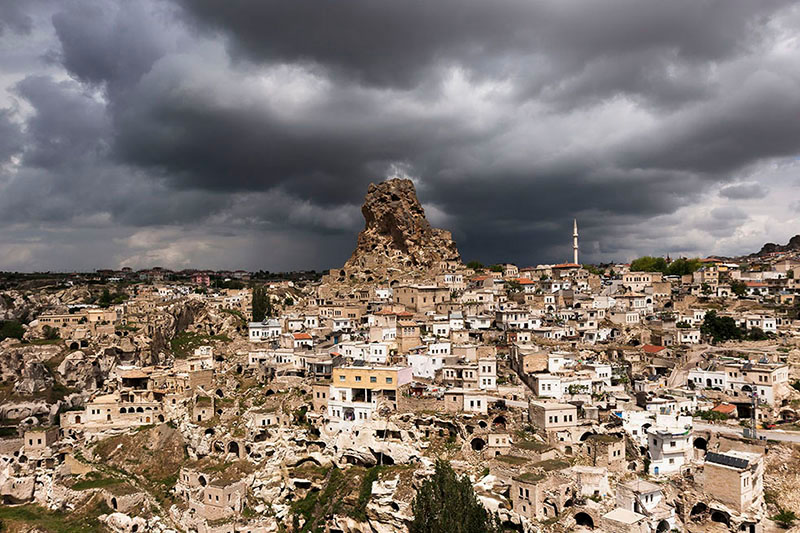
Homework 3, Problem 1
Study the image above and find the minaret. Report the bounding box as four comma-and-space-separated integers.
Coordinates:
572, 219, 579, 265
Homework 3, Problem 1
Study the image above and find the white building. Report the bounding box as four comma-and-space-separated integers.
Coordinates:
532, 374, 562, 399
248, 319, 282, 342
647, 414, 692, 476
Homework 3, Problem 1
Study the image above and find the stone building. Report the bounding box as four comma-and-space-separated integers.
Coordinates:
703, 450, 764, 513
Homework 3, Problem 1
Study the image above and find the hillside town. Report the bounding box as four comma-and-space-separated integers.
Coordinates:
2, 179, 800, 533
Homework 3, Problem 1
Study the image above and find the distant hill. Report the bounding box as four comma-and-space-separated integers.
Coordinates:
754, 235, 800, 256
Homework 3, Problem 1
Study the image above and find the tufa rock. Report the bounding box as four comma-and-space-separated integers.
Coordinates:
343, 179, 460, 277
754, 234, 800, 256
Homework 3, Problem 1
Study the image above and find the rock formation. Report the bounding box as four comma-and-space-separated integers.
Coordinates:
755, 234, 800, 256
343, 178, 460, 278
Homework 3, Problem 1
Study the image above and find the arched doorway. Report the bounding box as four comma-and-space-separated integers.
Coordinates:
227, 441, 240, 456
575, 512, 594, 529
693, 437, 707, 451
492, 415, 507, 429
710, 510, 730, 526
690, 502, 707, 518
111, 497, 117, 510
656, 520, 670, 533
579, 431, 595, 442
470, 438, 486, 452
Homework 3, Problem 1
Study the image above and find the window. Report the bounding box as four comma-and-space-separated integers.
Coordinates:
339, 375, 345, 381
355, 376, 361, 382
669, 458, 675, 464
370, 376, 377, 383
386, 377, 393, 384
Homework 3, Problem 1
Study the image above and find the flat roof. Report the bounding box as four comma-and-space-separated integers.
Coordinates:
603, 508, 646, 525
529, 401, 576, 410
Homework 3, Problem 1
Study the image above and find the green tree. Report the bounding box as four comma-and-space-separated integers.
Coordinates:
251, 286, 272, 322
730, 280, 747, 297
583, 264, 603, 275
665, 258, 702, 276
701, 283, 712, 296
746, 327, 770, 341
42, 325, 60, 340
466, 261, 484, 271
701, 310, 743, 344
771, 509, 797, 529
505, 280, 522, 294
0, 320, 25, 341
98, 288, 112, 308
630, 256, 668, 273
410, 460, 502, 533
488, 264, 504, 273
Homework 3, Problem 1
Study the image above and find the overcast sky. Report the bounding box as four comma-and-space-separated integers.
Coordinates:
1, 0, 800, 272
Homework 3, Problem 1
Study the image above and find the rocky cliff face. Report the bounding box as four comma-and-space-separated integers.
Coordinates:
343, 179, 460, 277
755, 234, 800, 256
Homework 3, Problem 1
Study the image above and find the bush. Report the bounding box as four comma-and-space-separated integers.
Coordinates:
42, 325, 60, 340
772, 509, 797, 529
695, 410, 729, 422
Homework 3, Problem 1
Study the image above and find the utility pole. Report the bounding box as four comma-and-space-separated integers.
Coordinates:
750, 390, 758, 440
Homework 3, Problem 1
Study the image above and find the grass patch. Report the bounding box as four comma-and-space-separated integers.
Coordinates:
170, 331, 232, 358
220, 308, 247, 327
14, 338, 63, 346
351, 466, 383, 521
496, 455, 529, 465
291, 466, 355, 532
0, 498, 111, 533
532, 459, 570, 471
514, 440, 551, 452
72, 476, 122, 490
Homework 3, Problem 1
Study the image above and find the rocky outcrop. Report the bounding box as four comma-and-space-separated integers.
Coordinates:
754, 234, 800, 256
0, 286, 92, 322
343, 179, 460, 278
13, 360, 54, 395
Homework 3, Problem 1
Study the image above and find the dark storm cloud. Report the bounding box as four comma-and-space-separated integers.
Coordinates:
175, 0, 789, 92
51, 1, 169, 93
1, 0, 800, 270
14, 75, 108, 169
0, 109, 23, 163
0, 1, 33, 35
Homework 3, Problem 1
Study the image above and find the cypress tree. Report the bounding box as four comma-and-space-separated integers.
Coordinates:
410, 460, 502, 533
